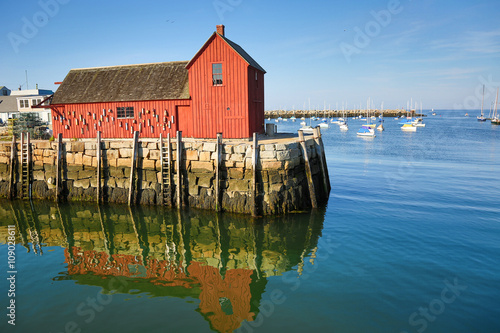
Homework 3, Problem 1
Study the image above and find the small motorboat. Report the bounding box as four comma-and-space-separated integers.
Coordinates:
300, 125, 315, 133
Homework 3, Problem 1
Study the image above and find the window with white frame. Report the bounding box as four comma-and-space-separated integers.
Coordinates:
212, 63, 223, 86
117, 107, 134, 118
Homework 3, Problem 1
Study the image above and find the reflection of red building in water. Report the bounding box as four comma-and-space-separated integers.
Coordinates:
65, 247, 258, 333
2, 201, 323, 333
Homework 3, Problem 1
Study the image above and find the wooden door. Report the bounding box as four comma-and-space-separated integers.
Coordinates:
176, 105, 193, 137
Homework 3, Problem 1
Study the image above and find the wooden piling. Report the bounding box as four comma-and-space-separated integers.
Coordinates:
251, 132, 259, 217
176, 131, 182, 208
55, 133, 63, 202
215, 133, 222, 212
96, 131, 102, 203
8, 135, 16, 200
128, 131, 139, 206
160, 133, 164, 202
167, 133, 173, 206
313, 127, 331, 196
298, 130, 318, 209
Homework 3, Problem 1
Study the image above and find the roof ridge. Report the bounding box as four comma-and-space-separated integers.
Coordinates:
71, 60, 190, 71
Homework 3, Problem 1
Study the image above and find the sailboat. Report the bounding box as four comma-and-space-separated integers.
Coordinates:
477, 85, 487, 121
358, 99, 376, 137
491, 88, 500, 125
399, 101, 416, 125
300, 116, 315, 133
339, 108, 348, 130
401, 123, 417, 132
319, 118, 330, 128
377, 103, 384, 131
290, 109, 297, 122
414, 102, 426, 127
357, 124, 375, 136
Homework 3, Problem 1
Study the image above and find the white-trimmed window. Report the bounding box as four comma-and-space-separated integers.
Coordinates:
117, 107, 134, 118
19, 99, 30, 108
212, 63, 223, 86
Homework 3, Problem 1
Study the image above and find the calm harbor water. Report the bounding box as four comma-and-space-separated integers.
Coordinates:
1, 110, 499, 332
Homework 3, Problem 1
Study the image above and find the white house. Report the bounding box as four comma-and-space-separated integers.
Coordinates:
0, 87, 53, 124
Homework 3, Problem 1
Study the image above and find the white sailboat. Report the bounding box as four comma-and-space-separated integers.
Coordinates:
377, 103, 384, 131
491, 88, 500, 125
358, 98, 376, 137
414, 102, 426, 127
477, 85, 487, 121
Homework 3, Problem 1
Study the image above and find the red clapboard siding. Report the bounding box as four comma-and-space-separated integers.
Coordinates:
51, 100, 190, 139
51, 28, 264, 139
188, 35, 251, 139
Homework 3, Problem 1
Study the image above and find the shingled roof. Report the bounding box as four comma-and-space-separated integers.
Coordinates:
186, 32, 266, 73
218, 34, 266, 73
51, 61, 190, 105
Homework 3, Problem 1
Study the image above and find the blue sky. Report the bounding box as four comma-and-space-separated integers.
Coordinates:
1, 0, 499, 111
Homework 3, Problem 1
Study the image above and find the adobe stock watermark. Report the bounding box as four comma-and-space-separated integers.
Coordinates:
7, 0, 71, 54
454, 75, 500, 110
51, 275, 129, 333
235, 234, 341, 333
400, 277, 467, 333
340, 0, 403, 63
213, 0, 243, 21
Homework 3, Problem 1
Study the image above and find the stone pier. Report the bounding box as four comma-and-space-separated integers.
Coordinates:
0, 133, 329, 215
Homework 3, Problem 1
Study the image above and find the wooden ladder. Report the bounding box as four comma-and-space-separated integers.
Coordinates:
23, 200, 42, 255
160, 133, 173, 206
20, 132, 31, 200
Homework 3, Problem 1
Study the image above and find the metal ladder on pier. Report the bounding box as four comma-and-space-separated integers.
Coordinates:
20, 132, 31, 200
160, 133, 173, 206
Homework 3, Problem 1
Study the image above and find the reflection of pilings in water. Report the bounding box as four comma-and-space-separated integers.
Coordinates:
214, 212, 223, 273
128, 206, 149, 265
297, 210, 321, 276
178, 210, 190, 274
252, 220, 261, 280
97, 204, 112, 261
217, 213, 230, 279
9, 201, 30, 252
3, 201, 326, 284
57, 203, 75, 262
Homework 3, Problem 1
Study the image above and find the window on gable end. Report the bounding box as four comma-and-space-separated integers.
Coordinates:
212, 63, 223, 86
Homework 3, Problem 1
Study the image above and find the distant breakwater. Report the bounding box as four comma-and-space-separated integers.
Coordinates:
265, 109, 425, 119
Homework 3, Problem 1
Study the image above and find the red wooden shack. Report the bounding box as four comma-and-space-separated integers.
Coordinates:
50, 25, 265, 139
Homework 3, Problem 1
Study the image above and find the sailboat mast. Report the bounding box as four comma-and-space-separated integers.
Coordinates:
495, 88, 499, 118
481, 84, 485, 117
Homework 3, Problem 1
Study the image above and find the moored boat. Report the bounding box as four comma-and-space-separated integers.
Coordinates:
357, 125, 375, 137
319, 119, 329, 128
300, 125, 315, 133
401, 123, 417, 132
